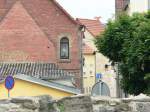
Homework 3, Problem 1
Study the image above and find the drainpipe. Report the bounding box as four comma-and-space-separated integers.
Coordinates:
115, 62, 121, 98
94, 51, 97, 83
78, 25, 85, 93
116, 62, 119, 97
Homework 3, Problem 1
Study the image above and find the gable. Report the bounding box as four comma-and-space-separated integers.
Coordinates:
0, 0, 78, 26
52, 0, 78, 25
0, 0, 80, 52
77, 18, 104, 37
0, 1, 55, 62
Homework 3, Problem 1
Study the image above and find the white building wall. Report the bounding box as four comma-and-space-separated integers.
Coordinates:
102, 69, 117, 97
129, 0, 149, 15
83, 29, 117, 97
83, 30, 96, 50
83, 54, 96, 94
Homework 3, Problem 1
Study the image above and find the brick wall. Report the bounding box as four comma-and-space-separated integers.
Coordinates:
115, 0, 129, 15
0, 0, 82, 88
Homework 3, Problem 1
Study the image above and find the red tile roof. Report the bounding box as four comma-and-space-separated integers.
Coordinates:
77, 18, 105, 37
83, 43, 95, 54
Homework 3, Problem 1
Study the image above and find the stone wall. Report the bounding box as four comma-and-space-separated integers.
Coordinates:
0, 94, 150, 112
0, 95, 52, 112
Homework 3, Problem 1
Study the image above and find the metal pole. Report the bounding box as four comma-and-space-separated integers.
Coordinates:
95, 51, 97, 83
8, 90, 10, 98
99, 80, 102, 95
115, 62, 119, 98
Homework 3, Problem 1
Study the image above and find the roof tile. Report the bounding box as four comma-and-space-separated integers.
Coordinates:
83, 43, 95, 54
77, 18, 105, 37
0, 62, 74, 81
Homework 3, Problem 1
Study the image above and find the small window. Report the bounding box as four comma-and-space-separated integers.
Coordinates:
83, 88, 85, 93
86, 87, 88, 93
83, 57, 85, 66
90, 64, 93, 67
60, 37, 69, 59
105, 64, 109, 71
90, 71, 93, 74
89, 87, 92, 92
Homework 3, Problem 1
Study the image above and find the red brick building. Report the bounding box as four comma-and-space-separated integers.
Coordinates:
115, 0, 129, 14
0, 0, 83, 89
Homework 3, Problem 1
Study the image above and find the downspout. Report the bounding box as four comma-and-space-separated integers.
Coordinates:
78, 25, 85, 92
94, 51, 97, 83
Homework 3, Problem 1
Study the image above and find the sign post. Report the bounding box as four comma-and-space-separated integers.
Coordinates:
5, 76, 15, 98
96, 73, 102, 82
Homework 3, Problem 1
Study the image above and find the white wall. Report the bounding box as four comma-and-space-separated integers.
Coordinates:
83, 30, 96, 50
83, 54, 96, 94
83, 29, 117, 97
129, 0, 149, 15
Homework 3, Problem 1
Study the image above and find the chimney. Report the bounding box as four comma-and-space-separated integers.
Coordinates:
94, 16, 101, 21
115, 0, 129, 15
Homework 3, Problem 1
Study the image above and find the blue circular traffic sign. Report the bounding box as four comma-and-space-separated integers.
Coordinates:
5, 76, 15, 90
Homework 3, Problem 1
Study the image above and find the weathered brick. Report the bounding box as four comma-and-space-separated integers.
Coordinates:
0, 0, 82, 88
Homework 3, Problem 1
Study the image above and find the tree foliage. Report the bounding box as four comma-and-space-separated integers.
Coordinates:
95, 12, 150, 95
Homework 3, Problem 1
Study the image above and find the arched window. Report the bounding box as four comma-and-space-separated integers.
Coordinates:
60, 37, 69, 59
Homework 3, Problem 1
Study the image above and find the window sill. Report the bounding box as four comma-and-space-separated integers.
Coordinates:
90, 75, 94, 77
58, 59, 71, 63
83, 76, 88, 78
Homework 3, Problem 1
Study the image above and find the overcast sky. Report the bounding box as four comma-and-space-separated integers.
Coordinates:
56, 0, 115, 23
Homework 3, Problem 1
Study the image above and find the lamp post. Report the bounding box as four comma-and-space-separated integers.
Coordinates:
109, 62, 119, 98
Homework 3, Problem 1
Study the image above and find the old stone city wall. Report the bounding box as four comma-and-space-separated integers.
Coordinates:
0, 94, 150, 112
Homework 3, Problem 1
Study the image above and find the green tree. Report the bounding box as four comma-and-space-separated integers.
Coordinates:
95, 12, 150, 95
